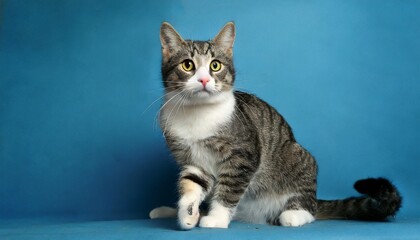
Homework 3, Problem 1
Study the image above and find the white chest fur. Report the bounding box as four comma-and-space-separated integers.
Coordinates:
161, 92, 235, 176
161, 92, 235, 142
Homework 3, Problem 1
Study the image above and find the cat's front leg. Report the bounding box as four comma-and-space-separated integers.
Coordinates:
199, 152, 258, 228
178, 166, 214, 230
199, 201, 232, 228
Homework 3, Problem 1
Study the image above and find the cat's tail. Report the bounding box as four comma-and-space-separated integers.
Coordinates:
149, 206, 177, 219
316, 178, 402, 221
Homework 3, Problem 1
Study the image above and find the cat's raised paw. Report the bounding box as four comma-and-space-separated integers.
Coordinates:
199, 215, 229, 228
178, 211, 200, 230
279, 210, 315, 227
178, 202, 200, 230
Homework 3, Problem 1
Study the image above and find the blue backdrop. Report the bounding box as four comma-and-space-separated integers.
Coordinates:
1, 0, 419, 221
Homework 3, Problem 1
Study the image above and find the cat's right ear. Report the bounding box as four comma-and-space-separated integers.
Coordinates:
213, 22, 235, 57
160, 22, 185, 62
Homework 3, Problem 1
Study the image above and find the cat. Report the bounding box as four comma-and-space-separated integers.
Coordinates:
149, 22, 402, 229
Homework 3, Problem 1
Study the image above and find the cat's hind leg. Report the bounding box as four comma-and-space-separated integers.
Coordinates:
279, 209, 315, 227
271, 195, 316, 227
271, 142, 317, 227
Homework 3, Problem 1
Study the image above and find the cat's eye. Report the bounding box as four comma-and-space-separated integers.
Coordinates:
181, 59, 195, 72
210, 60, 222, 72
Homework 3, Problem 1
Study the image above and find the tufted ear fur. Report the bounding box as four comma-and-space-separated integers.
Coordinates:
160, 22, 185, 62
213, 22, 235, 56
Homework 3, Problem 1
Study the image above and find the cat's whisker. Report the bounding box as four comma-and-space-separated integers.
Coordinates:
152, 90, 181, 131
180, 90, 191, 112
163, 91, 186, 135
161, 81, 187, 86
155, 90, 182, 132
147, 85, 182, 92
142, 89, 183, 117
160, 89, 189, 136
142, 94, 167, 117
158, 90, 185, 112
154, 108, 161, 131
174, 92, 189, 124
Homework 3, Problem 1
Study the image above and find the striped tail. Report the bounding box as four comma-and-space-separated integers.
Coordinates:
316, 178, 402, 221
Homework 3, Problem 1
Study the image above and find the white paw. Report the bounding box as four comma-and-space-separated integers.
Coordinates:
279, 210, 315, 227
149, 206, 177, 219
199, 201, 231, 228
199, 215, 229, 228
178, 200, 200, 230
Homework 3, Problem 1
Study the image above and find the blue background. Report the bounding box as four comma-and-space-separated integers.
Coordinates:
1, 0, 419, 223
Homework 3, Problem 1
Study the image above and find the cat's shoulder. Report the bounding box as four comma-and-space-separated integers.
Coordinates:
233, 90, 270, 108
234, 90, 258, 103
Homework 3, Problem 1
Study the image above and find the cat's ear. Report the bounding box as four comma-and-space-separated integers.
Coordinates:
213, 22, 235, 56
160, 22, 185, 61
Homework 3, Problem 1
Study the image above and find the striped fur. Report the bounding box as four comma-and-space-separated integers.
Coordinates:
152, 22, 402, 229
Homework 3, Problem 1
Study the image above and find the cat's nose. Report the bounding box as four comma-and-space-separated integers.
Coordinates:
198, 78, 209, 87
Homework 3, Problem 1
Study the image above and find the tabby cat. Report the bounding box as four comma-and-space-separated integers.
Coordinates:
149, 22, 402, 229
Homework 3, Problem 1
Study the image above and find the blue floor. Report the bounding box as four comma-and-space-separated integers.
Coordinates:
1, 217, 419, 240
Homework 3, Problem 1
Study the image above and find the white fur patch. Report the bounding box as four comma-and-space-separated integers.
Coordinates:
149, 206, 177, 219
279, 210, 315, 227
199, 201, 231, 228
189, 143, 218, 177
234, 193, 296, 224
161, 90, 235, 176
161, 91, 235, 141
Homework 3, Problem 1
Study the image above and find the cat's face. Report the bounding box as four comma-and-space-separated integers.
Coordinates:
160, 22, 235, 105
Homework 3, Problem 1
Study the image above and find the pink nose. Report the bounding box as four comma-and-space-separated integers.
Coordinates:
199, 78, 209, 87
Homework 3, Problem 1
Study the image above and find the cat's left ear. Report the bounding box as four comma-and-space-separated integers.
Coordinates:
160, 22, 185, 62
213, 22, 235, 56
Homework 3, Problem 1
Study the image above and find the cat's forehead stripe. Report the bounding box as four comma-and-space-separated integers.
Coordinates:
189, 41, 213, 57
205, 43, 215, 57
204, 42, 210, 54
192, 42, 200, 56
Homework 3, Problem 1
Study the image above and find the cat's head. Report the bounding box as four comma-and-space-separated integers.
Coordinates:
160, 22, 235, 105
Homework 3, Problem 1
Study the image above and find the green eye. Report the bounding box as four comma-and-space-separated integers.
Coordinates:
181, 59, 195, 71
210, 60, 222, 72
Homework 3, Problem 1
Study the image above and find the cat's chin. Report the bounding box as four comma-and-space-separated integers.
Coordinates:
194, 90, 218, 99
185, 90, 233, 106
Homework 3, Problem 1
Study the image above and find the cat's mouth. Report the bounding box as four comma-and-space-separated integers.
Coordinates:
187, 86, 223, 101
191, 87, 212, 95
200, 88, 211, 93
194, 89, 212, 97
